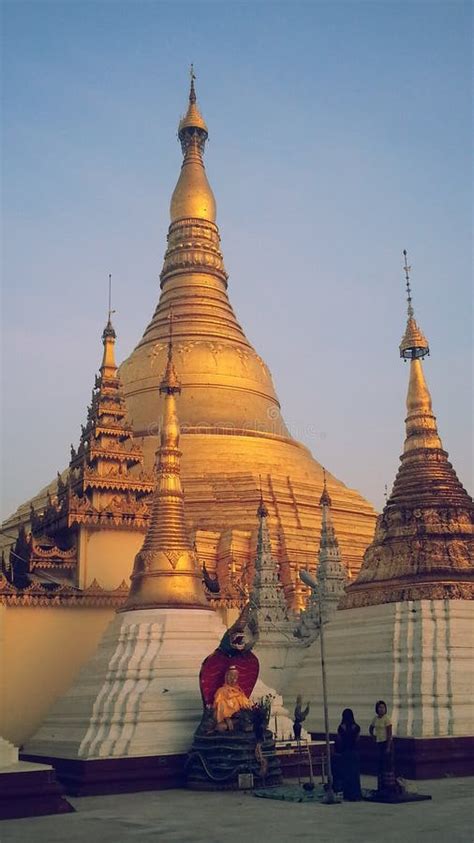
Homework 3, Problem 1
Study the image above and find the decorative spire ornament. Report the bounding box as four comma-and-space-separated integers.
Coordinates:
316, 470, 347, 618
249, 493, 288, 627
399, 250, 429, 361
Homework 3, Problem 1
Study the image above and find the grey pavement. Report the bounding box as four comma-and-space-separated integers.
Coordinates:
2, 776, 473, 843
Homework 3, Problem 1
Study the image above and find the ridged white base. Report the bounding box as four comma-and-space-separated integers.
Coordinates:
24, 609, 226, 759
283, 600, 474, 738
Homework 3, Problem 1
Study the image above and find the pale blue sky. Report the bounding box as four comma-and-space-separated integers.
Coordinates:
1, 0, 472, 520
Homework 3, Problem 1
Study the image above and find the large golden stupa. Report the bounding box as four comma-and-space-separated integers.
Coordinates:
118, 73, 376, 600
1, 74, 376, 608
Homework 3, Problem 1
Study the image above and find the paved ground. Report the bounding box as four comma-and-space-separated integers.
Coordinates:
2, 776, 472, 842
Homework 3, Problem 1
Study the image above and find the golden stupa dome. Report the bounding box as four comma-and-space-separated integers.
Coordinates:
118, 75, 377, 583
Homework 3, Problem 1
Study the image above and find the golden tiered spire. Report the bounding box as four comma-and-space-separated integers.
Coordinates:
122, 316, 210, 611
32, 302, 154, 536
121, 70, 290, 440
116, 73, 377, 601
342, 252, 473, 608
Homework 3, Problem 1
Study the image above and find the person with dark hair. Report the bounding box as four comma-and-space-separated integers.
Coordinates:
335, 708, 362, 800
369, 700, 394, 792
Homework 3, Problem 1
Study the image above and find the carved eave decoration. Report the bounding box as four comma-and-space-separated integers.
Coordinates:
31, 489, 153, 534
0, 575, 129, 608
343, 577, 474, 608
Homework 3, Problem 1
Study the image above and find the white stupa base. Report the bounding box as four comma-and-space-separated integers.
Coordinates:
24, 608, 226, 760
284, 600, 474, 738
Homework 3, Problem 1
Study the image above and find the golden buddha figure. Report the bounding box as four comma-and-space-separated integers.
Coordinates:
213, 665, 253, 732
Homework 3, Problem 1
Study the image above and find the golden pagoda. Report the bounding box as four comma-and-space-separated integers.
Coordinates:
343, 252, 474, 608
117, 70, 376, 597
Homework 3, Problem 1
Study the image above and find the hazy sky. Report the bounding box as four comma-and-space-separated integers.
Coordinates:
1, 0, 472, 521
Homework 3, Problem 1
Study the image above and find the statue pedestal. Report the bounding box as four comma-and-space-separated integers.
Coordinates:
186, 730, 282, 790
285, 600, 474, 777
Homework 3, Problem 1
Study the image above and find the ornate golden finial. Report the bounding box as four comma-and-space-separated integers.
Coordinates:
170, 69, 215, 223
178, 65, 208, 149
319, 468, 332, 508
257, 474, 268, 519
101, 274, 117, 373
399, 250, 429, 360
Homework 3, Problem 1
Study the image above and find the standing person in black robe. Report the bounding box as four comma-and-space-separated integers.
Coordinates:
336, 708, 362, 800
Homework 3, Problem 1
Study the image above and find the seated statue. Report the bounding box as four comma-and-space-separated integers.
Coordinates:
214, 665, 253, 732
186, 604, 282, 790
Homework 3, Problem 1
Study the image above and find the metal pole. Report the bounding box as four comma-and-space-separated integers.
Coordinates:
318, 591, 337, 803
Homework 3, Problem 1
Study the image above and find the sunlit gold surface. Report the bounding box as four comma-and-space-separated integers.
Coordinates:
343, 317, 474, 609
170, 138, 216, 223
122, 340, 209, 611
118, 79, 376, 598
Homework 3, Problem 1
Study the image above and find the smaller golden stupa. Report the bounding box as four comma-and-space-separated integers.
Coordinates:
122, 315, 209, 611
343, 251, 473, 608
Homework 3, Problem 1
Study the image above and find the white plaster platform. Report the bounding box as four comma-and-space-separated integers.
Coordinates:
284, 600, 474, 738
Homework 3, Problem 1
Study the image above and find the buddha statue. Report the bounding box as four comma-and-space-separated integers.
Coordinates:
186, 605, 282, 789
213, 665, 253, 732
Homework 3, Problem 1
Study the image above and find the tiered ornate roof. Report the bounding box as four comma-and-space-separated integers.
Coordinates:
342, 253, 473, 608
32, 317, 155, 536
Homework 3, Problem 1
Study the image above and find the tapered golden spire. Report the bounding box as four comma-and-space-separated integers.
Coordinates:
170, 66, 216, 224
121, 314, 210, 611
342, 251, 473, 608
101, 274, 117, 376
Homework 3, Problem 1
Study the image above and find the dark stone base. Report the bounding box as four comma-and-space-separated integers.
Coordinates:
310, 733, 474, 779
186, 730, 282, 790
0, 767, 74, 820
20, 753, 186, 797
